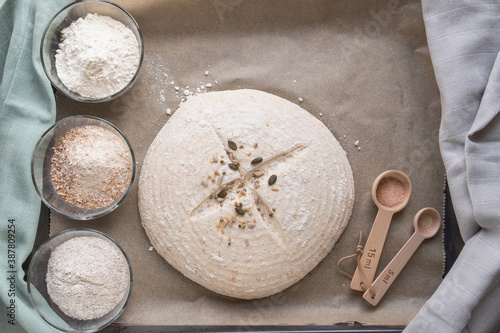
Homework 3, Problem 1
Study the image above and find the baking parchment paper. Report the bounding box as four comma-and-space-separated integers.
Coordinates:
50, 0, 444, 326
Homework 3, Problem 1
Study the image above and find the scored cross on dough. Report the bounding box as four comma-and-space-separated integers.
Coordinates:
188, 138, 308, 252
139, 89, 354, 299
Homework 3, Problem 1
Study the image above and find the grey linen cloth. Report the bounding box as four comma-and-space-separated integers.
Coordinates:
404, 1, 500, 332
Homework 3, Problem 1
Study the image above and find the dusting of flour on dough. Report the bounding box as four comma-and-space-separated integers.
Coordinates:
55, 14, 140, 99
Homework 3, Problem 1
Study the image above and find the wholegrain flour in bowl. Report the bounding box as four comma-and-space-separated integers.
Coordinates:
46, 236, 129, 320
50, 125, 132, 209
138, 89, 355, 299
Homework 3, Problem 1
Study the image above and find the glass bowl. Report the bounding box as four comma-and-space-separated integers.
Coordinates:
28, 229, 133, 333
40, 0, 144, 103
31, 115, 136, 220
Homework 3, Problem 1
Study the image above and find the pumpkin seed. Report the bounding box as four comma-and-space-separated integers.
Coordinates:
268, 174, 277, 185
228, 140, 237, 150
251, 157, 263, 165
217, 190, 227, 198
235, 206, 245, 215
228, 163, 238, 170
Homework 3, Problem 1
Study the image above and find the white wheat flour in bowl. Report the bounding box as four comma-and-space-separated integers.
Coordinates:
138, 89, 355, 299
55, 13, 140, 99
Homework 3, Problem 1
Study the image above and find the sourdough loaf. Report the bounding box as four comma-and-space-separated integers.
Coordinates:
138, 89, 354, 299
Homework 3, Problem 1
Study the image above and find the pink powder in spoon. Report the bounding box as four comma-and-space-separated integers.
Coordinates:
376, 176, 406, 208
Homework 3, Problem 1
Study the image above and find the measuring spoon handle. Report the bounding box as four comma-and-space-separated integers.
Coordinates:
350, 208, 394, 291
363, 231, 425, 306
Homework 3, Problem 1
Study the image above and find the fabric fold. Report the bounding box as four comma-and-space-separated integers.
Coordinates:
405, 1, 500, 332
405, 230, 500, 332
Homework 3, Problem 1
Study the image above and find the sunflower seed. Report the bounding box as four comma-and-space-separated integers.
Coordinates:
228, 152, 239, 164
252, 169, 265, 177
217, 173, 224, 186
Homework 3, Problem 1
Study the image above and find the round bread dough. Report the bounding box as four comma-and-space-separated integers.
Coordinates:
139, 89, 354, 299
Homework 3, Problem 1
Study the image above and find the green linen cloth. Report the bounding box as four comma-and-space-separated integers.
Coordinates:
0, 0, 70, 332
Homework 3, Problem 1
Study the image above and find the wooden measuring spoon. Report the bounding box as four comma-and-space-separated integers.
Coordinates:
350, 170, 411, 292
363, 207, 441, 306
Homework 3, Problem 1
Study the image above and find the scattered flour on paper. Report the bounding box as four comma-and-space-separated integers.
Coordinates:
55, 14, 140, 99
